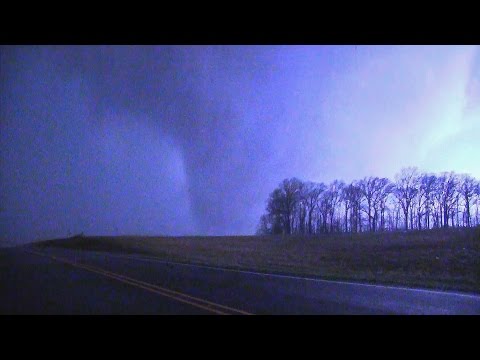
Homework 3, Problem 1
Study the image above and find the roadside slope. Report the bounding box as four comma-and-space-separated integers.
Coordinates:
31, 227, 480, 294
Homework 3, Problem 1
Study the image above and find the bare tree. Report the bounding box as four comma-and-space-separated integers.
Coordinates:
432, 176, 444, 228
302, 182, 326, 235
359, 177, 378, 232
419, 174, 437, 229
393, 167, 419, 230
439, 172, 458, 228
372, 178, 394, 232
350, 182, 363, 233
476, 181, 480, 226
459, 174, 477, 227
256, 214, 272, 235
318, 190, 331, 233
283, 178, 305, 234
328, 180, 344, 232
266, 188, 287, 234
341, 183, 358, 232
265, 179, 305, 235
258, 169, 478, 236
413, 173, 431, 230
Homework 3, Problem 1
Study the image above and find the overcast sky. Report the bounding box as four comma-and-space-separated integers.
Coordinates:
1, 45, 479, 245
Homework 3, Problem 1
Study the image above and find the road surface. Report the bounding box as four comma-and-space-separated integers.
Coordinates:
1, 246, 479, 314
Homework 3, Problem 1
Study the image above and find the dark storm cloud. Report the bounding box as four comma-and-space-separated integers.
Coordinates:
1, 45, 325, 243
2, 45, 478, 245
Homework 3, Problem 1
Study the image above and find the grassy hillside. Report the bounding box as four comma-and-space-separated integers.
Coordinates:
32, 227, 480, 294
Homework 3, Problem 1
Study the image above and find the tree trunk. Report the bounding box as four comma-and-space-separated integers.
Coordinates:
465, 199, 470, 227
443, 205, 449, 228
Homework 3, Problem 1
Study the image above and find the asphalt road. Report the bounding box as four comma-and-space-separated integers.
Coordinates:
1, 246, 479, 315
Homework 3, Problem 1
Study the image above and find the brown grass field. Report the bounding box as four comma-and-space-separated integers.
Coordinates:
33, 227, 480, 294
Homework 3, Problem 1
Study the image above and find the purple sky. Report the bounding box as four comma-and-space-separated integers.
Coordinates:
1, 45, 479, 245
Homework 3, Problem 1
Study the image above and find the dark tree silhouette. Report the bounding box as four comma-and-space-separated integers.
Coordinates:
393, 167, 419, 230
257, 167, 479, 236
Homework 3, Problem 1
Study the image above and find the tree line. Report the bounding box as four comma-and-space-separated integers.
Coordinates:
257, 167, 480, 235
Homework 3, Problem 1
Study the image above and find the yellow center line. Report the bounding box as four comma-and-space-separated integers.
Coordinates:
73, 257, 252, 315
81, 262, 252, 315
26, 249, 253, 315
